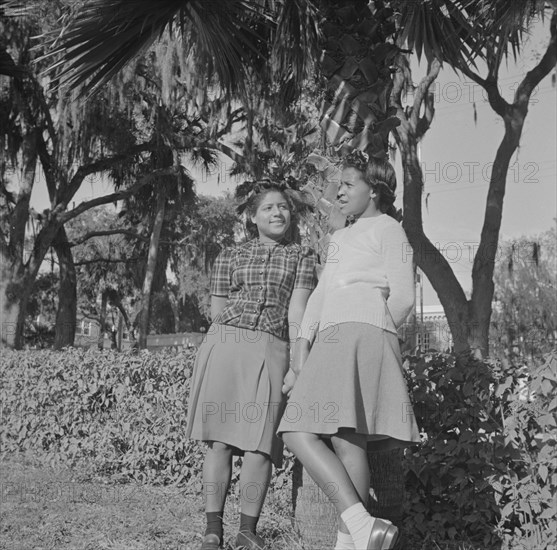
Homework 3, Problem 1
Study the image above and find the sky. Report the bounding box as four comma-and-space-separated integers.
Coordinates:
29, 18, 556, 306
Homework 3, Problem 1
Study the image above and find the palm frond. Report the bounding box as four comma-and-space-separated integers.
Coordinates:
397, 0, 484, 67
37, 0, 320, 100
272, 0, 321, 104
465, 0, 547, 60
38, 0, 266, 96
185, 147, 219, 172
0, 0, 27, 16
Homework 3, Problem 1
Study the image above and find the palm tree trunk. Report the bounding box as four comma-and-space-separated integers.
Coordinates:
53, 227, 77, 349
116, 313, 123, 351
1, 227, 63, 348
1, 128, 39, 349
97, 290, 108, 350
318, 0, 399, 157
292, 447, 406, 546
0, 257, 24, 349
138, 191, 166, 349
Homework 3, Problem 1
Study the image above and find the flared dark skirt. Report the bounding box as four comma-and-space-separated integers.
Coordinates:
186, 324, 289, 467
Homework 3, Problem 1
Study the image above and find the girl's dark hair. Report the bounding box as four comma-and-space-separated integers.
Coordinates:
236, 179, 296, 239
343, 150, 398, 219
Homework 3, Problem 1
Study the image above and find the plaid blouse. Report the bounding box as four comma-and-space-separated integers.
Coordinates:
210, 239, 317, 340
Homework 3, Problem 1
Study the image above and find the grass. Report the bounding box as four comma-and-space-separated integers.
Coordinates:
0, 453, 302, 550
0, 453, 490, 550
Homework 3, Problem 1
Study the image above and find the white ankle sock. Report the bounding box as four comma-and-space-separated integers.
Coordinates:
335, 530, 355, 550
340, 503, 376, 550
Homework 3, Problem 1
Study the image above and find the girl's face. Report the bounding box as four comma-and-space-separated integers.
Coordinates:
337, 167, 378, 218
251, 190, 291, 242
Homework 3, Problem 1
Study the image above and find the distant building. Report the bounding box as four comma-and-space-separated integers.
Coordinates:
74, 314, 135, 349
401, 304, 453, 354
74, 315, 204, 351
417, 304, 453, 352
400, 268, 454, 354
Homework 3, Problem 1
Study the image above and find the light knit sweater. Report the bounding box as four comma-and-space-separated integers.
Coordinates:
299, 213, 415, 342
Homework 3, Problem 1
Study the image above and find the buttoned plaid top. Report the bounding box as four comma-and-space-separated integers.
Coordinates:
210, 238, 317, 340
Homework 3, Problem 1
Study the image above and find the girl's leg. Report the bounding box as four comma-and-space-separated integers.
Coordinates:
282, 431, 361, 512
235, 451, 272, 549
331, 430, 371, 549
283, 431, 398, 550
331, 429, 371, 504
202, 441, 233, 545
239, 451, 272, 518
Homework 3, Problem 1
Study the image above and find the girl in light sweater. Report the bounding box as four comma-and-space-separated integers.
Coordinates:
278, 152, 420, 550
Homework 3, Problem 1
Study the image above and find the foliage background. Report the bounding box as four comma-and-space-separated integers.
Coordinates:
1, 347, 555, 549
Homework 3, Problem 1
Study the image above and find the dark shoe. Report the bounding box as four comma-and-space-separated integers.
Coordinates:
235, 530, 266, 550
200, 533, 223, 550
367, 519, 399, 550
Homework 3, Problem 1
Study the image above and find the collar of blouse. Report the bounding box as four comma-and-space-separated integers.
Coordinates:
252, 237, 290, 248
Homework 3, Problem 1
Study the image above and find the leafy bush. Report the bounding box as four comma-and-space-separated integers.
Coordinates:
0, 347, 203, 484
403, 351, 557, 550
491, 353, 557, 549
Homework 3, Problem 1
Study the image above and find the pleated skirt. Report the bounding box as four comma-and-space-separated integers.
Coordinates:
185, 324, 289, 467
277, 322, 420, 446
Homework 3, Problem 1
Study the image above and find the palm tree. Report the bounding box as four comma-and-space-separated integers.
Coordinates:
37, 0, 319, 99
39, 0, 402, 157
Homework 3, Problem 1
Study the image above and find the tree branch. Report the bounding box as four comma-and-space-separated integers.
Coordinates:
69, 229, 145, 247
57, 142, 156, 208
30, 72, 57, 149
516, 12, 557, 102
36, 134, 59, 205
208, 141, 244, 165
456, 62, 488, 89
10, 129, 38, 256
214, 108, 246, 140
56, 167, 178, 225
9, 49, 57, 146
456, 62, 509, 117
416, 89, 435, 140
390, 54, 408, 113
0, 224, 9, 252
69, 229, 189, 247
0, 182, 16, 205
410, 57, 441, 132
486, 41, 502, 82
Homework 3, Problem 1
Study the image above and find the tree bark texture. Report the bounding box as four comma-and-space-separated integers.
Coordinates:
138, 191, 166, 348
53, 227, 77, 349
97, 290, 108, 350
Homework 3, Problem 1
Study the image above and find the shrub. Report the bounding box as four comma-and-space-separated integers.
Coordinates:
0, 347, 203, 484
403, 351, 557, 550
491, 353, 557, 550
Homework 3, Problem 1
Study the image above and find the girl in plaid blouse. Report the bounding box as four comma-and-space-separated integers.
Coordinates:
186, 181, 316, 550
